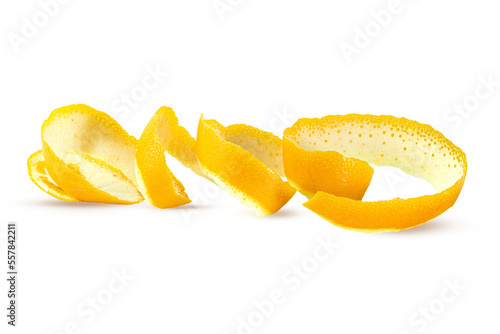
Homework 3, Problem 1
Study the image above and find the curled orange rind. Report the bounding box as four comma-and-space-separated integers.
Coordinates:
28, 105, 467, 233
30, 104, 144, 204
195, 117, 296, 217
285, 114, 467, 232
135, 106, 205, 208
283, 123, 374, 200
27, 150, 80, 202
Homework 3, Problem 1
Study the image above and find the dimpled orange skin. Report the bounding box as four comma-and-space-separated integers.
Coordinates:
41, 105, 143, 204
283, 138, 374, 200
295, 114, 467, 232
304, 177, 465, 232
135, 107, 191, 208
225, 123, 286, 177
196, 117, 296, 217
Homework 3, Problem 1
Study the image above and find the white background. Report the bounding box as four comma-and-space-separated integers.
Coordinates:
1, 0, 499, 333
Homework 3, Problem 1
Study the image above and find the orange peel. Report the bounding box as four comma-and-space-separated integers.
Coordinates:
27, 150, 80, 202
285, 114, 467, 232
195, 117, 296, 217
30, 104, 144, 204
135, 106, 205, 208
283, 127, 374, 200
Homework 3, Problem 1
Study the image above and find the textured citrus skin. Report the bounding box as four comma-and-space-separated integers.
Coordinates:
294, 114, 467, 232
135, 107, 195, 208
196, 117, 296, 217
304, 176, 465, 232
27, 150, 80, 202
225, 123, 286, 177
40, 104, 143, 204
156, 107, 206, 178
283, 137, 374, 199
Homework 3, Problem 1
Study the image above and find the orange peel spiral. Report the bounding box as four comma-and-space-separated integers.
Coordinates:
28, 106, 467, 233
